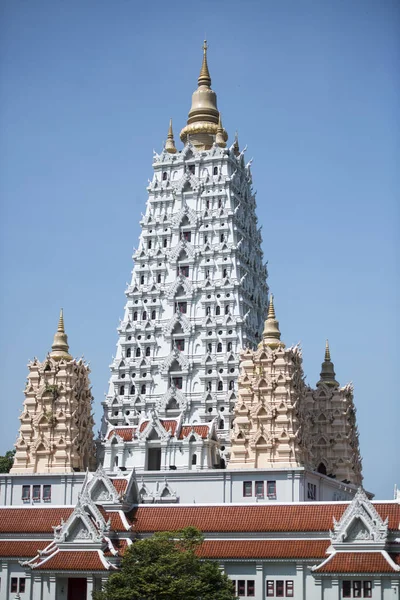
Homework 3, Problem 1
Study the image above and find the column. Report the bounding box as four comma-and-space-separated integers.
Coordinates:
373, 578, 382, 600
32, 574, 43, 600
47, 575, 56, 600
295, 564, 304, 600
331, 579, 340, 599
255, 562, 263, 600
87, 575, 95, 598
0, 562, 8, 600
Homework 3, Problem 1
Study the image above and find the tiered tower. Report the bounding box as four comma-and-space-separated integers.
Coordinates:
304, 341, 363, 485
230, 297, 311, 468
11, 311, 95, 474
101, 42, 268, 464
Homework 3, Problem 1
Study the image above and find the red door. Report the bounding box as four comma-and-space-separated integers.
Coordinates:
68, 578, 87, 600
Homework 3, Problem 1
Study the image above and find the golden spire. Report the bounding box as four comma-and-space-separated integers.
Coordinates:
180, 40, 228, 149
262, 295, 285, 349
198, 40, 211, 88
50, 309, 72, 360
317, 339, 339, 388
165, 118, 177, 154
216, 113, 226, 148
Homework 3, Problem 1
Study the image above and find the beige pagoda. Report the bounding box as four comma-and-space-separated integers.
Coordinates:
304, 341, 363, 485
230, 297, 311, 469
11, 311, 95, 474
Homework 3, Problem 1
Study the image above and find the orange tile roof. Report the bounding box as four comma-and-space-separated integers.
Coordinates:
315, 551, 397, 573
35, 550, 109, 571
104, 538, 129, 557
139, 420, 149, 432
0, 540, 51, 558
197, 539, 330, 559
0, 508, 73, 534
179, 425, 210, 440
130, 503, 400, 534
109, 428, 135, 441
161, 419, 178, 436
97, 507, 130, 532
111, 478, 128, 496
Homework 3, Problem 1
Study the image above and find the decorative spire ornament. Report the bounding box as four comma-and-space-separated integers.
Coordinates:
216, 113, 227, 148
262, 295, 285, 349
50, 309, 72, 360
165, 118, 177, 154
317, 340, 339, 388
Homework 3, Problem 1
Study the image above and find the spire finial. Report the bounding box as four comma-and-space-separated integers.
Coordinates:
216, 113, 227, 148
317, 340, 339, 388
50, 309, 72, 361
58, 308, 65, 333
198, 40, 211, 88
325, 339, 331, 362
165, 118, 177, 154
261, 294, 284, 349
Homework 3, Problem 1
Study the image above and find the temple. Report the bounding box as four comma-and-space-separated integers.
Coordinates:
0, 42, 398, 600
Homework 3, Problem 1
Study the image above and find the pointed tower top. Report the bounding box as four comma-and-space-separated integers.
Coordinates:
216, 113, 227, 148
180, 41, 228, 149
261, 295, 285, 349
198, 40, 211, 88
233, 131, 240, 156
50, 309, 72, 361
317, 339, 339, 388
165, 118, 177, 154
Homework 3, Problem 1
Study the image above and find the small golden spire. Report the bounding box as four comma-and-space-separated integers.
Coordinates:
198, 40, 211, 88
216, 113, 226, 148
50, 309, 72, 361
262, 294, 284, 349
165, 118, 177, 154
325, 339, 331, 362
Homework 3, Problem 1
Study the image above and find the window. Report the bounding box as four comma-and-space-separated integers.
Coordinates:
223, 268, 227, 277
232, 581, 236, 595
145, 347, 150, 357
225, 304, 229, 314
177, 265, 189, 277
238, 581, 245, 596
119, 385, 125, 395
175, 302, 187, 314
215, 306, 221, 315
183, 231, 191, 242
285, 581, 294, 597
217, 381, 223, 391
151, 310, 156, 320
227, 342, 232, 352
43, 485, 51, 502
11, 579, 18, 593
172, 377, 183, 389
163, 238, 168, 248
188, 164, 195, 174
243, 481, 252, 497
126, 348, 131, 358
130, 385, 135, 394
136, 348, 141, 357
353, 582, 362, 598
22, 485, 30, 502
213, 166, 218, 175
267, 480, 276, 499
206, 381, 212, 392
207, 343, 212, 353
206, 199, 210, 209
217, 342, 222, 352
218, 198, 222, 208
220, 233, 224, 242
148, 240, 152, 249
157, 274, 162, 283
229, 380, 234, 390
140, 275, 145, 285
176, 339, 185, 351
206, 306, 211, 316
247, 581, 255, 597
255, 481, 264, 498
162, 171, 167, 180
363, 582, 372, 598
276, 581, 284, 597
19, 578, 26, 593
32, 485, 41, 502
142, 311, 147, 320
141, 384, 146, 394
307, 482, 317, 500
191, 454, 197, 465
343, 581, 351, 597
133, 311, 138, 321
266, 581, 274, 597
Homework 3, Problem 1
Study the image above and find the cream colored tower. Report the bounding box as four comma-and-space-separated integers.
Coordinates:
304, 341, 363, 485
11, 311, 95, 474
230, 297, 311, 468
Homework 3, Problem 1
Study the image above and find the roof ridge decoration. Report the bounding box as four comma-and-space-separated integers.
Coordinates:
156, 386, 187, 413
84, 464, 121, 505
330, 488, 388, 550
138, 410, 172, 442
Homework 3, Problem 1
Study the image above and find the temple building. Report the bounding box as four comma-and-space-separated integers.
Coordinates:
0, 42, 398, 600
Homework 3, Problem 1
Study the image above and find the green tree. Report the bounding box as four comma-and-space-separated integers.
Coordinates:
93, 527, 237, 600
0, 449, 15, 473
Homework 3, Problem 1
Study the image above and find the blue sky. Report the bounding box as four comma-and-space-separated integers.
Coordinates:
0, 0, 398, 498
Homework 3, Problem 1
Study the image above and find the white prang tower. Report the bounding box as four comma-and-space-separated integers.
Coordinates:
101, 42, 268, 467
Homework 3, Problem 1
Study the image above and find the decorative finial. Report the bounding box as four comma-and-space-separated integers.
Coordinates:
261, 294, 284, 349
325, 339, 331, 362
317, 340, 339, 388
50, 309, 72, 361
233, 131, 240, 156
216, 113, 226, 148
198, 40, 211, 88
58, 308, 65, 333
165, 118, 177, 154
